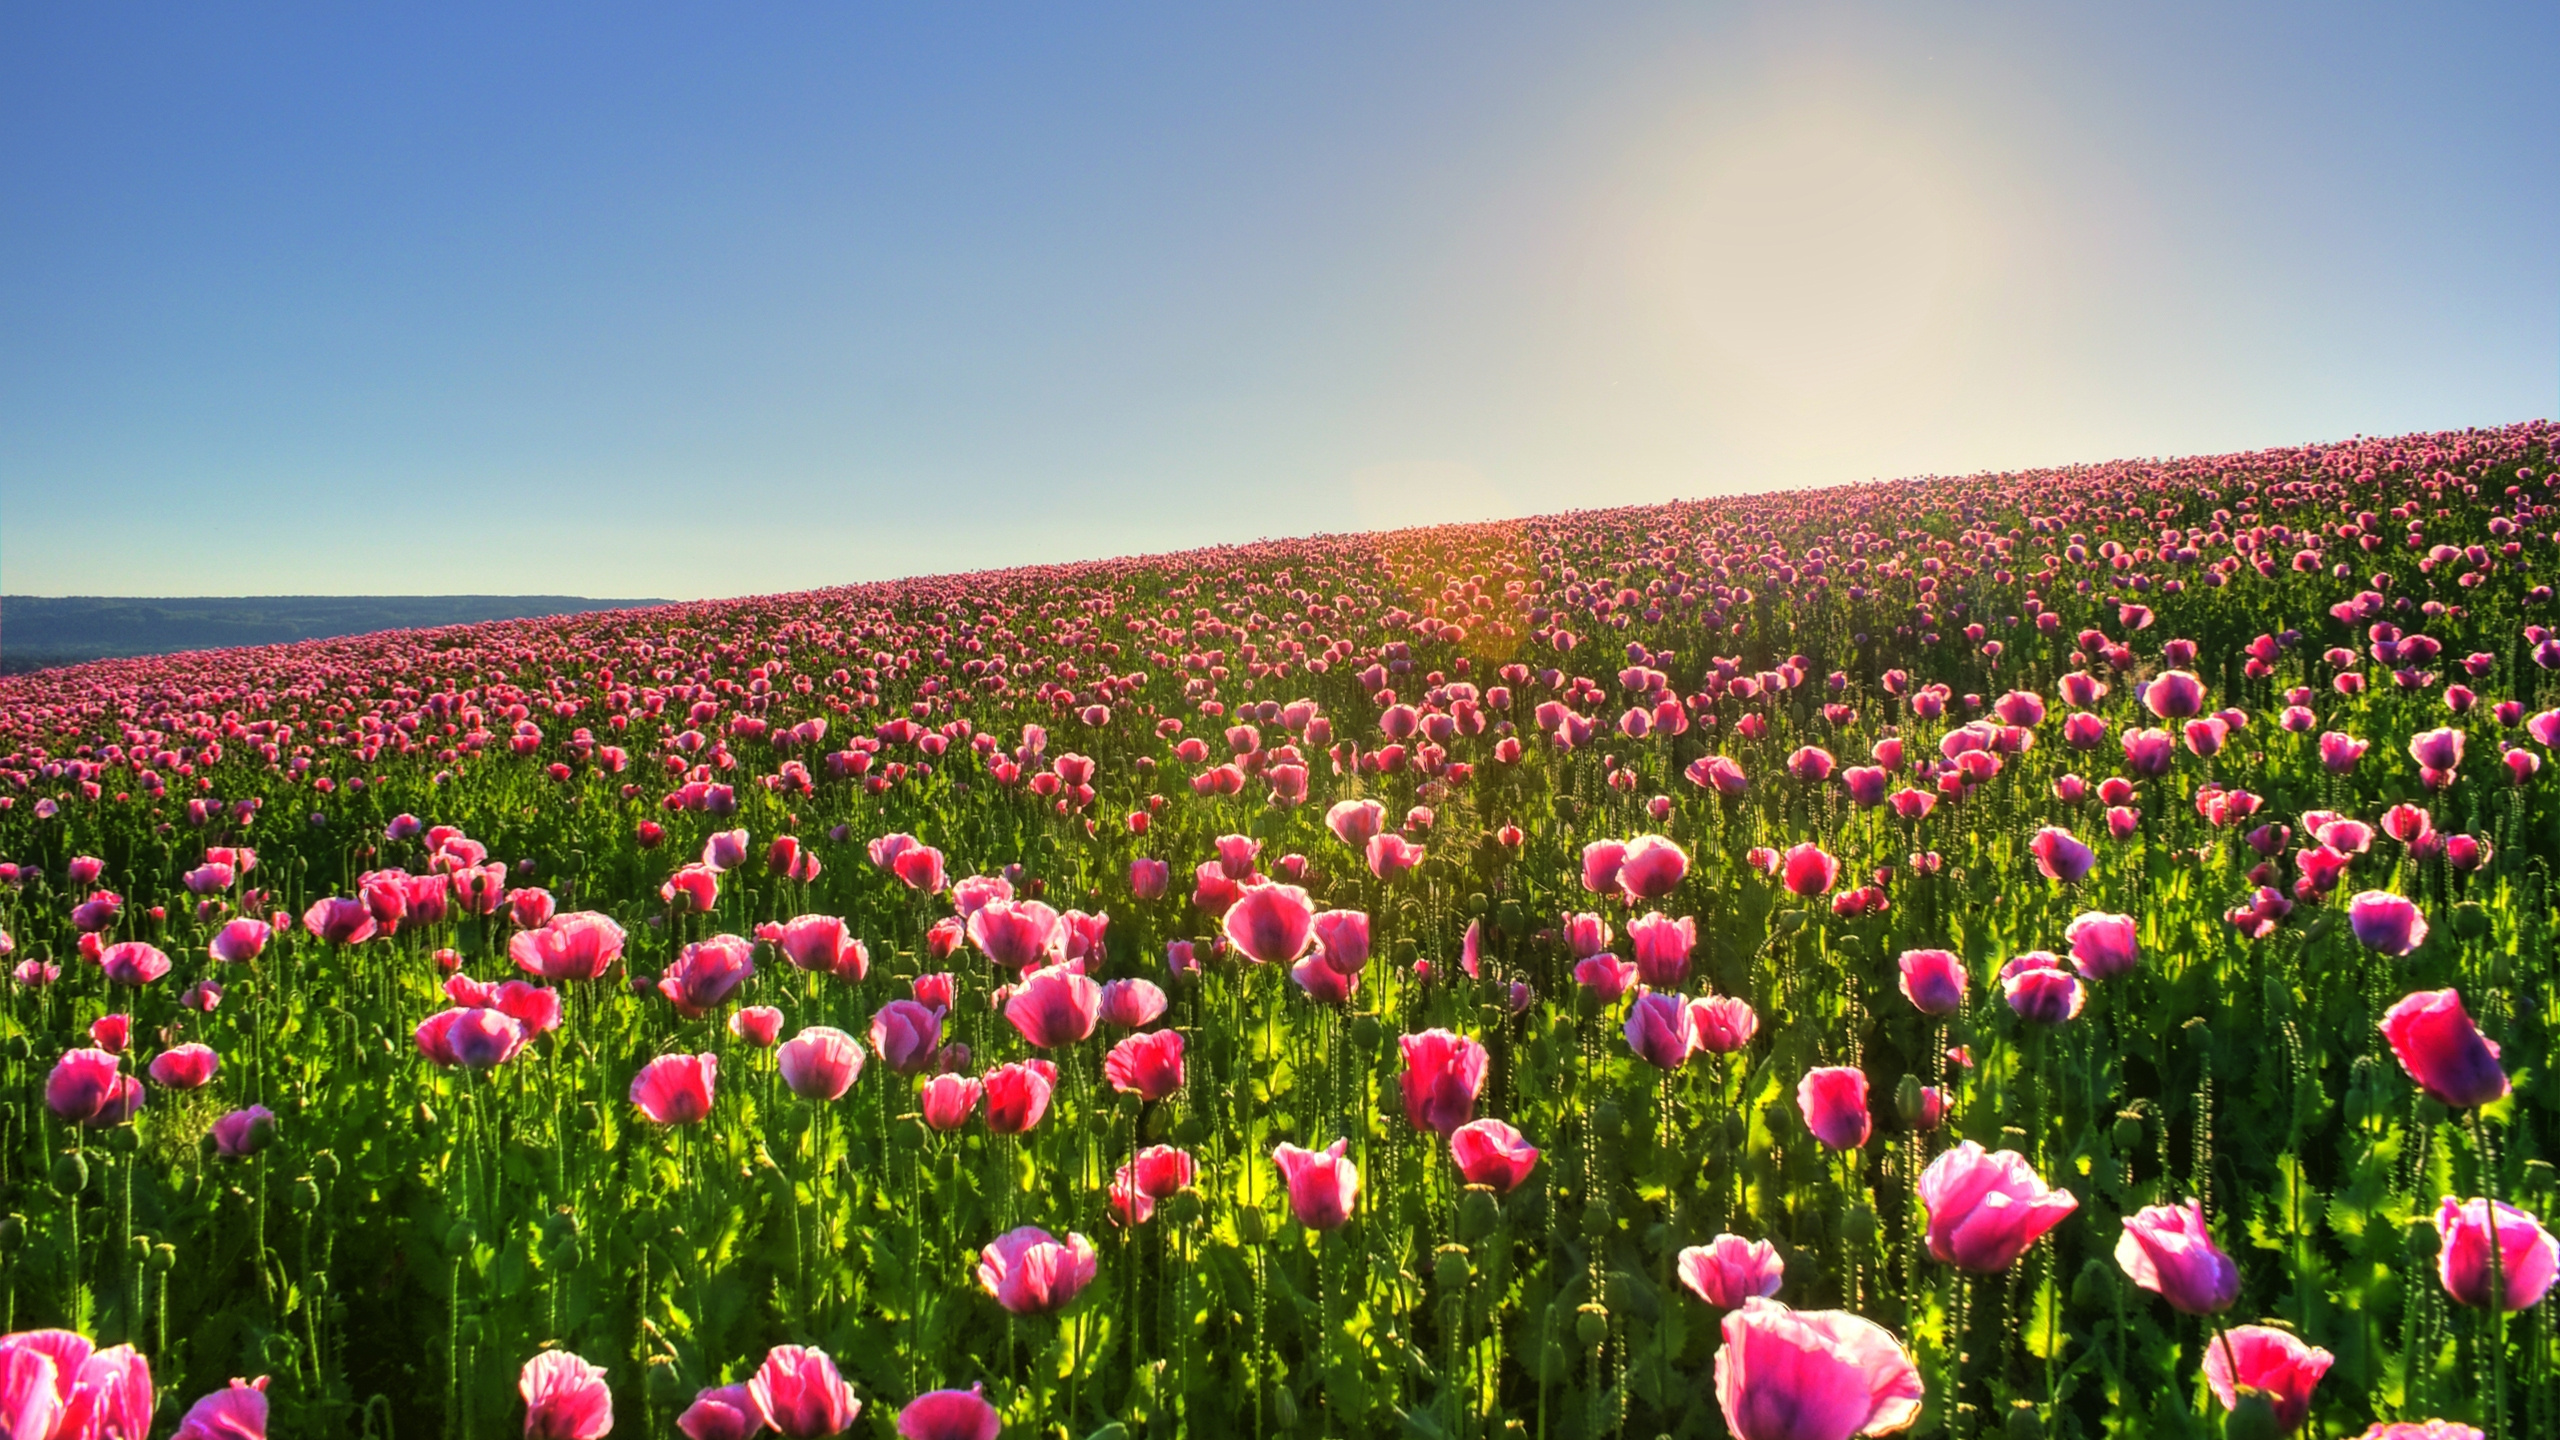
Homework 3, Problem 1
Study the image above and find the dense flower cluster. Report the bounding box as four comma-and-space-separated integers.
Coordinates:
0, 421, 2553, 1433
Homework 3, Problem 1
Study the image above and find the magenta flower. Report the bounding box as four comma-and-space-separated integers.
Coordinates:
1677, 1235, 1784, 1308
2141, 669, 2206, 719
212, 1104, 278, 1157
1128, 857, 1171, 901
967, 899, 1064, 972
2319, 731, 2368, 772
1571, 954, 1637, 1000
148, 1043, 220, 1090
208, 918, 271, 964
2433, 1196, 2559, 1311
1325, 798, 1386, 848
1580, 839, 1627, 895
2346, 891, 2428, 956
2380, 989, 2508, 1107
764, 914, 869, 981
1098, 976, 1168, 1028
1897, 949, 1967, 1015
509, 912, 626, 982
749, 1344, 862, 1437
779, 1026, 865, 1100
1917, 1142, 2077, 1272
659, 863, 721, 913
1627, 912, 1695, 987
1795, 1067, 1870, 1150
1712, 1298, 1924, 1440
99, 942, 172, 986
1780, 843, 1837, 898
892, 845, 948, 894
1103, 1031, 1184, 1102
630, 1053, 718, 1124
174, 1376, 270, 1440
659, 934, 757, 1018
1222, 883, 1315, 966
2000, 952, 2085, 1024
1290, 955, 1360, 1004
678, 1385, 760, 1440
1004, 965, 1102, 1049
1623, 991, 1696, 1070
2201, 1326, 2332, 1434
897, 1386, 1001, 1440
870, 1000, 946, 1075
919, 1073, 984, 1131
521, 1350, 614, 1440
1397, 1030, 1489, 1136
1689, 995, 1759, 1054
1366, 832, 1425, 881
2062, 912, 2139, 980
2028, 827, 2096, 884
976, 1226, 1098, 1314
729, 1005, 784, 1047
1309, 909, 1371, 975
46, 1047, 145, 1127
1448, 1118, 1540, 1193
2114, 1200, 2239, 1314
1272, 1139, 1361, 1230
1616, 835, 1688, 901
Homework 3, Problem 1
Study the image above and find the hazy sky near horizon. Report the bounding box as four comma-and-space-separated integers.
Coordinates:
4, 4, 2554, 600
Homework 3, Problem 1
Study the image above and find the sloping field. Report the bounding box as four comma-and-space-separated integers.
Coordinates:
1, 422, 2554, 1438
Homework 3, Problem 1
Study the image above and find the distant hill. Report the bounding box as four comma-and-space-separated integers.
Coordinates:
0, 595, 669, 674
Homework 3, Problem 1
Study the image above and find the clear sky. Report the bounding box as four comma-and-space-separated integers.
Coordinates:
3, 3, 2553, 599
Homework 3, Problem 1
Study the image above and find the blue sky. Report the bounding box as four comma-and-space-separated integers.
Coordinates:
3, 3, 2553, 599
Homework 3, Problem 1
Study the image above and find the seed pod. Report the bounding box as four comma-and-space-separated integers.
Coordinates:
1575, 1302, 1609, 1348
1234, 1208, 1268, 1245
2449, 901, 2490, 939
1581, 1200, 1613, 1238
1349, 1015, 1384, 1052
311, 1149, 342, 1182
2110, 1111, 2144, 1149
445, 1220, 480, 1258
2405, 1218, 2440, 1263
49, 1152, 88, 1197
2069, 1258, 2115, 1311
2003, 1401, 2044, 1440
542, 1209, 581, 1256
1434, 1244, 1472, 1292
149, 1243, 177, 1273
2222, 1392, 2280, 1440
292, 1176, 321, 1212
1457, 1187, 1500, 1241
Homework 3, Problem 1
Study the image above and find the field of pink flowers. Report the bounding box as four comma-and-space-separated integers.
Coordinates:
2, 422, 2557, 1439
